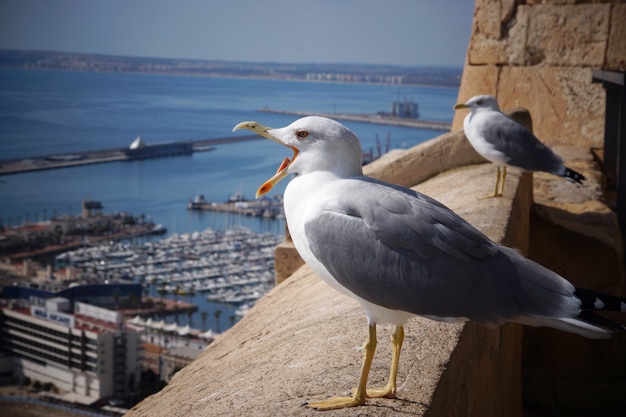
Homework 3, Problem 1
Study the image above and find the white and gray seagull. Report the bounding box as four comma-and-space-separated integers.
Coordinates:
233, 116, 623, 411
454, 95, 586, 198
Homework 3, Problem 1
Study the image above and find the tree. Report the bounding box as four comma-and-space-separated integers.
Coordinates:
186, 309, 193, 328
157, 287, 167, 304
200, 311, 208, 331
172, 304, 179, 325
214, 309, 222, 333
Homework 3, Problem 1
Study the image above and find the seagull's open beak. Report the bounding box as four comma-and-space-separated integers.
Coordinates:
453, 103, 469, 110
233, 121, 299, 198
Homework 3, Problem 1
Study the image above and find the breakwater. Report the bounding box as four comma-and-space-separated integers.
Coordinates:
258, 108, 452, 131
0, 113, 450, 176
0, 135, 261, 176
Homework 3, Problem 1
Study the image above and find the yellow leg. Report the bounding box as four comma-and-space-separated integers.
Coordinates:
307, 324, 377, 410
498, 166, 507, 196
479, 166, 505, 199
364, 325, 404, 399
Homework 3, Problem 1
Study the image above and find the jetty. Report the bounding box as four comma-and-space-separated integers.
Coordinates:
0, 112, 450, 176
0, 135, 261, 176
187, 194, 284, 219
258, 107, 452, 131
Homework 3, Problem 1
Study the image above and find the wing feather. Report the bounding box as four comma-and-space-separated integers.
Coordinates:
304, 177, 580, 326
480, 113, 564, 173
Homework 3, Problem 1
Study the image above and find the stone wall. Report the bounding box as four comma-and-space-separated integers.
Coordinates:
453, 2, 626, 415
124, 2, 626, 416
124, 132, 534, 417
453, 1, 626, 149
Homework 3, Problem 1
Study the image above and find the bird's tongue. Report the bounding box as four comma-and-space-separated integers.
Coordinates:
276, 156, 291, 174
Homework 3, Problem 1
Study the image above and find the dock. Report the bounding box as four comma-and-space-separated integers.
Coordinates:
0, 135, 261, 176
187, 195, 284, 219
0, 112, 451, 176
258, 108, 452, 131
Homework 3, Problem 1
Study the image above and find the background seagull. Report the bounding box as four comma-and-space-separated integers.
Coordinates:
233, 116, 623, 411
454, 95, 586, 198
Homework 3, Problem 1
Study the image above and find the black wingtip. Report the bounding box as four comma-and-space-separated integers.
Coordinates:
577, 311, 626, 333
564, 167, 586, 184
574, 287, 626, 312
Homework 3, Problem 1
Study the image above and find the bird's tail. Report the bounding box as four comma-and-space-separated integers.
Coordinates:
572, 287, 626, 335
563, 167, 586, 184
575, 287, 626, 312
516, 287, 626, 339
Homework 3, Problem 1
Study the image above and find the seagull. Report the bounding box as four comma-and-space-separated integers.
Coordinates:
454, 95, 586, 198
233, 116, 624, 410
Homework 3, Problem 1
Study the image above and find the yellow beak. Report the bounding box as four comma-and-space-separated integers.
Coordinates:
232, 121, 298, 198
453, 103, 469, 110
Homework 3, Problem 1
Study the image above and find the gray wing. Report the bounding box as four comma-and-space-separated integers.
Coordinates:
305, 177, 579, 326
481, 113, 565, 175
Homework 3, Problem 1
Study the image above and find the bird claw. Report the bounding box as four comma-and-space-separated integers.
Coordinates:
351, 385, 396, 399
478, 192, 503, 200
306, 395, 366, 410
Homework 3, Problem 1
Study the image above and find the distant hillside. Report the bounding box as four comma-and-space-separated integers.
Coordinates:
0, 49, 462, 87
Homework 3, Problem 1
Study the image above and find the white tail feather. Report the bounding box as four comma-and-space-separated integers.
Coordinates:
515, 316, 611, 339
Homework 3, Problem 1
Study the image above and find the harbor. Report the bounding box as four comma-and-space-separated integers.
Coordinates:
55, 227, 284, 324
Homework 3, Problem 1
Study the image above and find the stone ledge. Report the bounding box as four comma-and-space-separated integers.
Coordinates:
125, 154, 531, 417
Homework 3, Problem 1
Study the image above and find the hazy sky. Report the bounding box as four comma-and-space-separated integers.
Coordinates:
0, 0, 475, 67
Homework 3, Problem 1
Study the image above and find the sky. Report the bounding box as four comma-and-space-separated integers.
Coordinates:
0, 0, 475, 68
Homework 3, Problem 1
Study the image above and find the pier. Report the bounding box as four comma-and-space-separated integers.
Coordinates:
0, 135, 261, 176
258, 107, 452, 131
0, 113, 450, 176
187, 194, 284, 219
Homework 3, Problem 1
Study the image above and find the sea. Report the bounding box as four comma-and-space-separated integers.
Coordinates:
0, 68, 459, 331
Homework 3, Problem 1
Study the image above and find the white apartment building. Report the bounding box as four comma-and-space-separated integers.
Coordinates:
0, 297, 142, 405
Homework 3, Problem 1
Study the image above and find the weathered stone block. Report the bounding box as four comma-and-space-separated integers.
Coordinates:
274, 240, 304, 285
452, 64, 500, 130
526, 4, 610, 67
607, 4, 626, 71
474, 0, 504, 39
364, 130, 484, 188
497, 66, 605, 148
468, 3, 612, 67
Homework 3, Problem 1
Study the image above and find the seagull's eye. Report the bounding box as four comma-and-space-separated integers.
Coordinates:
476, 99, 483, 105
296, 130, 309, 139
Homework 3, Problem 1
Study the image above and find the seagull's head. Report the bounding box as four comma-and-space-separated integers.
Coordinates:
453, 94, 501, 113
233, 116, 363, 197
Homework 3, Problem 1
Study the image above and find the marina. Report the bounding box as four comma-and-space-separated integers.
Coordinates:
55, 227, 283, 323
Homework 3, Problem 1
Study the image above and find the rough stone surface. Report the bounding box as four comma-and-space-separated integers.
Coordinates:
525, 4, 610, 67
460, 1, 625, 148
452, 64, 501, 130
468, 3, 612, 67
363, 130, 483, 188
454, 67, 605, 148
273, 240, 303, 285
124, 155, 529, 417
607, 4, 626, 71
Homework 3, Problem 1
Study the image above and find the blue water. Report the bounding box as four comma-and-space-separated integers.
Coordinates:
0, 68, 459, 234
0, 68, 459, 332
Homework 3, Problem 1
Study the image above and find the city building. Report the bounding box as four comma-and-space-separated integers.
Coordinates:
159, 345, 202, 383
0, 297, 142, 405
